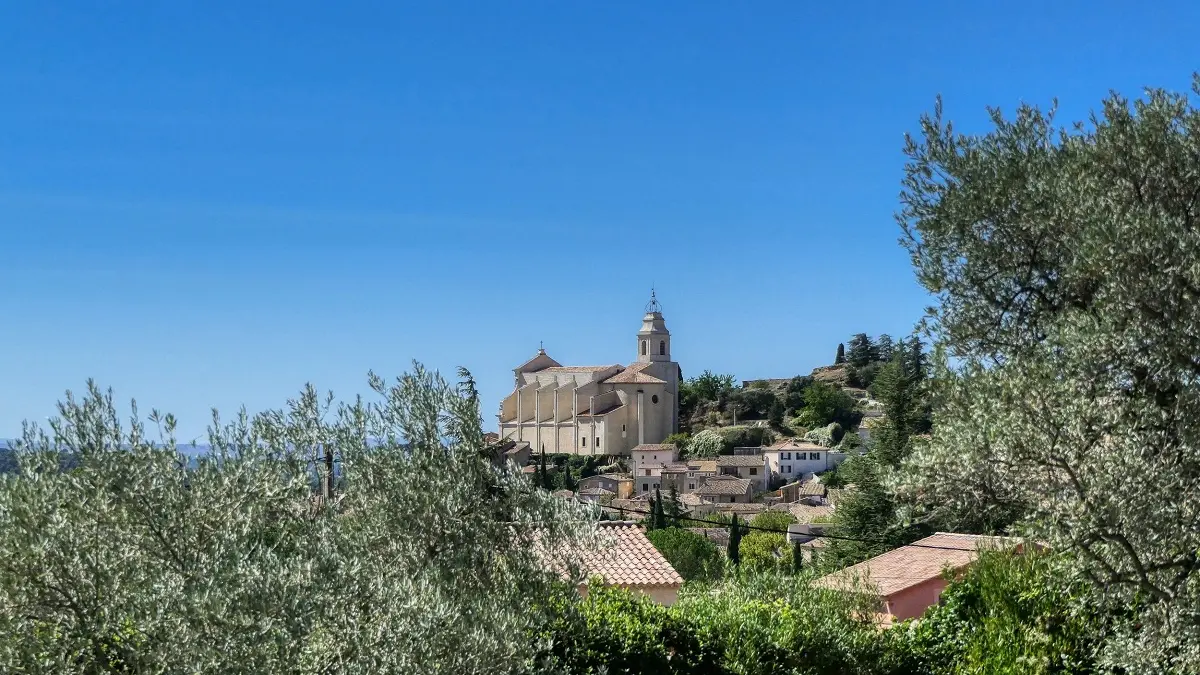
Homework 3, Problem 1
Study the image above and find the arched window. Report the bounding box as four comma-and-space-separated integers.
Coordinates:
659, 340, 666, 355
641, 340, 648, 355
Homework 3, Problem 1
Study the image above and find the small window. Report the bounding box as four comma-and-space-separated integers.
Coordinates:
812, 453, 820, 460
581, 437, 586, 447
643, 483, 649, 491
783, 452, 790, 460
652, 394, 659, 404
659, 340, 666, 355
750, 468, 757, 475
622, 424, 626, 432
783, 465, 790, 473
728, 496, 735, 503
644, 469, 651, 476
688, 483, 695, 490
641, 341, 648, 355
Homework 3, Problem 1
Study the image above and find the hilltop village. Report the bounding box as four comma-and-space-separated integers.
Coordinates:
490, 292, 899, 547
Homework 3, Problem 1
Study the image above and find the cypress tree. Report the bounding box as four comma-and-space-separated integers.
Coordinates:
727, 514, 742, 565
835, 343, 846, 364
653, 486, 666, 530
667, 485, 683, 527
792, 540, 804, 574
539, 453, 552, 490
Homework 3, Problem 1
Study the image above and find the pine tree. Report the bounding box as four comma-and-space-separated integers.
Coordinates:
727, 514, 742, 565
768, 399, 784, 427
847, 333, 874, 367
874, 334, 894, 363
792, 539, 804, 574
835, 343, 846, 364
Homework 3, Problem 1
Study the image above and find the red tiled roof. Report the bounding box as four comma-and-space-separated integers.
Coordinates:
716, 454, 765, 467
813, 532, 1018, 597
696, 477, 752, 496
580, 522, 683, 588
541, 365, 622, 373
632, 443, 678, 453
768, 439, 827, 451
603, 362, 667, 384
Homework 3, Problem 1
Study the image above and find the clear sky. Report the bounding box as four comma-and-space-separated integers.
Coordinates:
1, 1, 1196, 439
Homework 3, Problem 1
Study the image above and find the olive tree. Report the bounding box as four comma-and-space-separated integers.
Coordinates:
893, 78, 1200, 672
0, 366, 599, 674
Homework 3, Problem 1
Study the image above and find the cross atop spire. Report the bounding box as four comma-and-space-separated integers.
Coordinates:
537, 340, 545, 354
645, 287, 662, 314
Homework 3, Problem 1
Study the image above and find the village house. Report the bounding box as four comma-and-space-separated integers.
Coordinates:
631, 442, 679, 477
813, 532, 1021, 624
576, 521, 684, 605
695, 476, 753, 504
763, 439, 845, 484
658, 459, 718, 494
497, 293, 681, 456
778, 477, 828, 503
578, 473, 634, 499
577, 486, 616, 503
715, 453, 768, 491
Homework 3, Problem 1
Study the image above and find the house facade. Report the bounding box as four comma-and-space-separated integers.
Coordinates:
716, 453, 768, 491
763, 440, 845, 483
695, 476, 753, 504
497, 293, 681, 456
578, 474, 634, 499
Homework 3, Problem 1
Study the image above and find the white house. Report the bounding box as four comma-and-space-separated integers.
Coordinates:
763, 440, 847, 483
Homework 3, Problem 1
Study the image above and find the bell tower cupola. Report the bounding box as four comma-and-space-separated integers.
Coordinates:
636, 289, 671, 363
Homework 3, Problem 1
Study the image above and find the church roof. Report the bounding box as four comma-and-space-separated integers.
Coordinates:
603, 362, 666, 384
541, 365, 622, 373
515, 349, 562, 372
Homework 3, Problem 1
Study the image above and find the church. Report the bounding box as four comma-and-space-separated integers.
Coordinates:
497, 292, 681, 456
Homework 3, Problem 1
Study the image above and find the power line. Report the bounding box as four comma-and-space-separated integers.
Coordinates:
591, 501, 1000, 552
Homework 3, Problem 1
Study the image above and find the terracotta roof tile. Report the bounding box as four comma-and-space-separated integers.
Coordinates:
788, 504, 834, 523
696, 477, 752, 496
542, 365, 622, 373
768, 439, 827, 452
716, 454, 766, 467
632, 443, 678, 453
578, 487, 615, 496
603, 363, 667, 384
813, 532, 1019, 596
580, 522, 683, 588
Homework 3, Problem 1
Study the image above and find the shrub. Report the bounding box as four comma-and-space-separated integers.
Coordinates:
738, 532, 792, 574
687, 430, 725, 458
902, 551, 1109, 674
719, 426, 772, 452
804, 422, 842, 448
749, 510, 797, 533
646, 527, 723, 582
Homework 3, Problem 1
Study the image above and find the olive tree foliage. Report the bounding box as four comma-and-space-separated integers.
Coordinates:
0, 367, 600, 674
892, 79, 1200, 671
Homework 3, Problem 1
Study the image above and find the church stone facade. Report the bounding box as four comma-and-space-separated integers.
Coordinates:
497, 293, 681, 456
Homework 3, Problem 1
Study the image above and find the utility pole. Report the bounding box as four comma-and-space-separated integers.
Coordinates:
323, 444, 334, 501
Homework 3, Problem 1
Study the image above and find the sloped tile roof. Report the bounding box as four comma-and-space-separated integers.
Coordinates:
581, 522, 683, 588
696, 477, 752, 496
689, 460, 718, 473
603, 362, 666, 384
632, 443, 678, 453
687, 528, 730, 546
782, 479, 827, 498
813, 532, 1018, 597
788, 504, 834, 523
542, 365, 622, 373
578, 487, 615, 497
716, 454, 766, 467
713, 503, 767, 515
768, 439, 827, 452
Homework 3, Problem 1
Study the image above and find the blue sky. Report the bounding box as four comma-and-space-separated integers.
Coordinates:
1, 1, 1196, 439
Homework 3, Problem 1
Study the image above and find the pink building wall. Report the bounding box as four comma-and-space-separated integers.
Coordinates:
884, 577, 951, 621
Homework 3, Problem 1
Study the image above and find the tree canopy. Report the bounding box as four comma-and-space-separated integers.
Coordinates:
892, 79, 1200, 672
0, 369, 599, 674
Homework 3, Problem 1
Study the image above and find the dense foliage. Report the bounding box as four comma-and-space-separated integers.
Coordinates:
894, 79, 1200, 671
645, 527, 723, 582
0, 370, 599, 674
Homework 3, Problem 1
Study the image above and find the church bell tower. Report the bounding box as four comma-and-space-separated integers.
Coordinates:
636, 290, 671, 363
